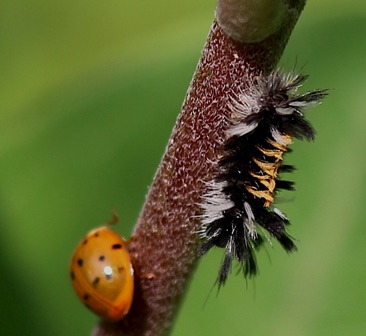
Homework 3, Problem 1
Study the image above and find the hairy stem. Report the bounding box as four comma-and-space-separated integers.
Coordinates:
93, 1, 306, 335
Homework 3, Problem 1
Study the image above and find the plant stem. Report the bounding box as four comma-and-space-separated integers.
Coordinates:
93, 1, 306, 335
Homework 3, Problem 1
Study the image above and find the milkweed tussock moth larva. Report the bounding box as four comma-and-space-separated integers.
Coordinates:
199, 70, 327, 286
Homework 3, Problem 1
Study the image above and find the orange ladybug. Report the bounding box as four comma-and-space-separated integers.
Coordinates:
70, 217, 134, 321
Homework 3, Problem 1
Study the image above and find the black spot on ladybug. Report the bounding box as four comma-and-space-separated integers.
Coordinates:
92, 277, 100, 287
70, 271, 75, 280
82, 239, 88, 245
99, 255, 105, 262
112, 243, 122, 249
83, 293, 90, 301
118, 266, 125, 273
77, 259, 83, 267
94, 232, 99, 238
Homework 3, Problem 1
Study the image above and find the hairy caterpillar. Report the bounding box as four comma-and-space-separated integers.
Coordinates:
199, 70, 327, 286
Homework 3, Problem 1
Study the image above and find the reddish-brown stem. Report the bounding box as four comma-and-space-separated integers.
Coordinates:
93, 2, 305, 335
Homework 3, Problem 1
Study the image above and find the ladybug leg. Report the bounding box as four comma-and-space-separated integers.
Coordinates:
124, 235, 155, 279
132, 257, 155, 279
137, 272, 155, 280
128, 250, 155, 279
125, 235, 137, 245
131, 257, 155, 279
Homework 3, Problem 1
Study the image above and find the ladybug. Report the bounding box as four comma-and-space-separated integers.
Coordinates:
69, 215, 134, 321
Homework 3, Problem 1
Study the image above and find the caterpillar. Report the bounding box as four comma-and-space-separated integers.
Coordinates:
199, 70, 327, 286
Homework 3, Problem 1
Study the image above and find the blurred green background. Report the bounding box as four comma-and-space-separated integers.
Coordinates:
1, 1, 365, 335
